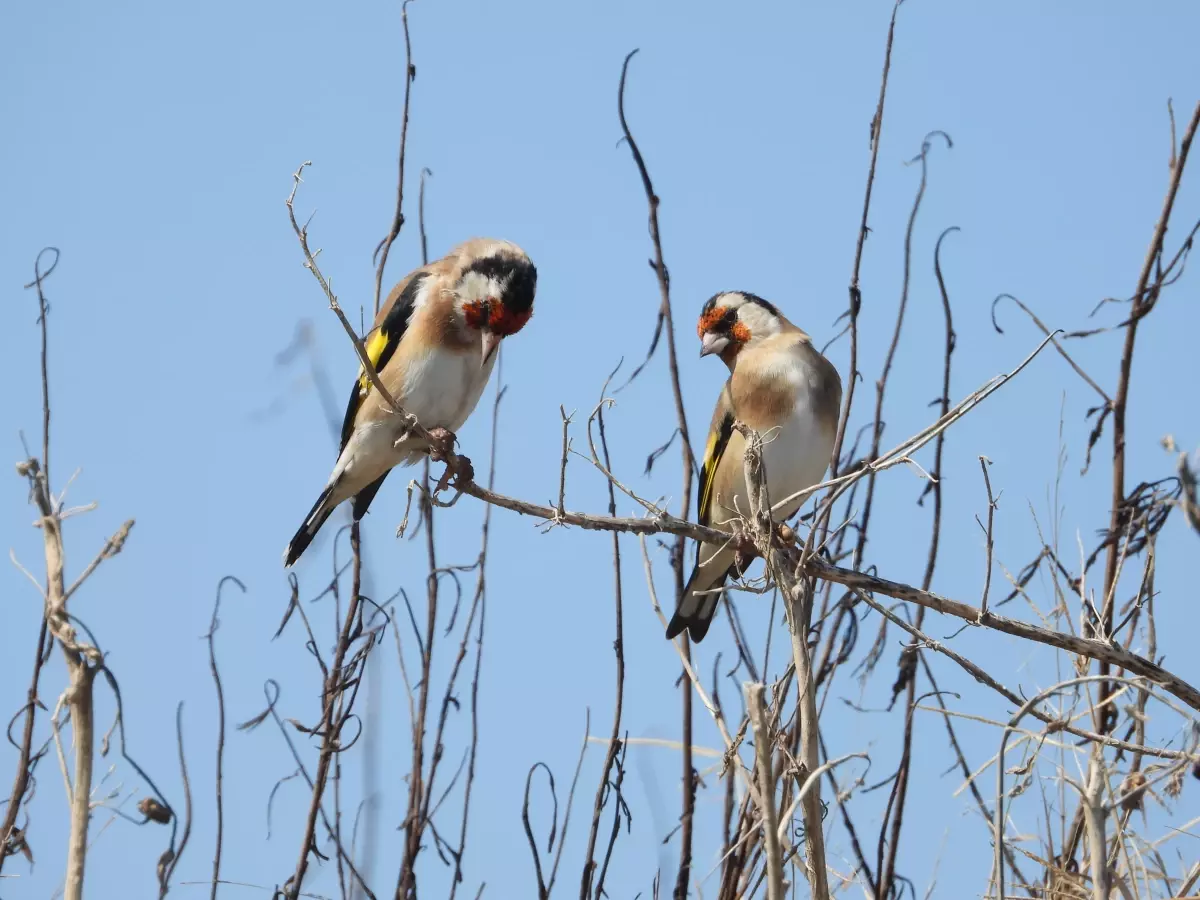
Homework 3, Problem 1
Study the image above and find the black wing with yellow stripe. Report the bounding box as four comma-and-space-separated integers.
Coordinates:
697, 407, 735, 534
338, 273, 427, 522
338, 272, 428, 453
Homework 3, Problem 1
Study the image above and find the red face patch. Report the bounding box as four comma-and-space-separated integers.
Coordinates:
697, 305, 751, 347
463, 298, 533, 337
463, 298, 488, 330
490, 304, 533, 337
697, 305, 729, 338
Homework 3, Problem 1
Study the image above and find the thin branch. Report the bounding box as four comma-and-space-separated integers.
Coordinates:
453, 474, 1200, 714
158, 703, 193, 897
20, 249, 103, 900
24, 247, 59, 487
581, 370, 627, 900
614, 48, 696, 900
288, 163, 444, 465
0, 618, 51, 875
207, 576, 245, 900
879, 221, 959, 899
850, 130, 952, 577
371, 0, 419, 317
286, 528, 369, 900
993, 676, 1162, 900
990, 293, 1110, 404
1099, 100, 1200, 727
447, 360, 505, 900
830, 0, 904, 481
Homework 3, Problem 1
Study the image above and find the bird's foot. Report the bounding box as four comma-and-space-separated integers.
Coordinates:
427, 427, 474, 494
427, 426, 456, 458
733, 531, 759, 576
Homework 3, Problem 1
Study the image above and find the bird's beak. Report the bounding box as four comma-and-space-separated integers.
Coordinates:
700, 332, 730, 358
481, 330, 501, 368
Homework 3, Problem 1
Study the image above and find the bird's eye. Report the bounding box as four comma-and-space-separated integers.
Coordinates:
697, 305, 731, 338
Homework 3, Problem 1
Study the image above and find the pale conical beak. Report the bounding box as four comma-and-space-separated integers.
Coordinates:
700, 332, 730, 358
481, 330, 501, 368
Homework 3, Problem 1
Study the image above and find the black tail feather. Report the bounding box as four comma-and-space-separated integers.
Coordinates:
665, 604, 718, 643
351, 472, 389, 522
284, 484, 337, 567
665, 566, 733, 643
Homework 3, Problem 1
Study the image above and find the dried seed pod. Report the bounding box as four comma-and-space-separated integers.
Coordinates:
138, 796, 172, 824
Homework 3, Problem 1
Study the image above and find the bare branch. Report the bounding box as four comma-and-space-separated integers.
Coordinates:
207, 576, 245, 900
371, 0, 419, 317
745, 683, 785, 900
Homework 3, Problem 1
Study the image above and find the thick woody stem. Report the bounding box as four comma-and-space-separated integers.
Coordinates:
63, 664, 95, 900
784, 582, 829, 900
745, 683, 785, 900
34, 475, 96, 900
1084, 746, 1110, 900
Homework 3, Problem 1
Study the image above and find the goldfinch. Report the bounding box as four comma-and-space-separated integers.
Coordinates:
284, 238, 537, 567
666, 292, 842, 642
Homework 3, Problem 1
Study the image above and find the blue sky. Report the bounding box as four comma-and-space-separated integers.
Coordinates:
3, 0, 1199, 896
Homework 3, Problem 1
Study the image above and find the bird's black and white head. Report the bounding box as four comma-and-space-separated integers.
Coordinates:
696, 291, 786, 366
453, 239, 538, 367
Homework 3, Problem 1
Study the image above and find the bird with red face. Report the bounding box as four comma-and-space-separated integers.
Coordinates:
285, 238, 537, 566
666, 291, 842, 642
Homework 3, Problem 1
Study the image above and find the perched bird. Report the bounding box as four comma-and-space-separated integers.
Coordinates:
666, 291, 842, 642
284, 238, 537, 567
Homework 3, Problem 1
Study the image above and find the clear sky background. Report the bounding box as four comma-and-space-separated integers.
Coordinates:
3, 1, 1199, 897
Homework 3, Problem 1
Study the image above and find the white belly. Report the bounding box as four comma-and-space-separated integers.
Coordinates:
329, 344, 495, 496
399, 345, 494, 433
747, 395, 834, 524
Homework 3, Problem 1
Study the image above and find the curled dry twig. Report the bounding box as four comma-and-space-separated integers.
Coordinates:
156, 704, 193, 897
207, 576, 245, 900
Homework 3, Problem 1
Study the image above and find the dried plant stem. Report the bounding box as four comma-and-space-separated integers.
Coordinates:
20, 251, 103, 900
615, 49, 696, 898
63, 664, 95, 900
0, 617, 50, 874
287, 528, 366, 899
371, 0, 418, 317
454, 474, 1200, 713
208, 576, 244, 900
580, 387, 626, 900
831, 0, 903, 479
1083, 746, 1109, 900
851, 131, 950, 579
446, 358, 505, 900
785, 590, 830, 899
287, 163, 431, 449
745, 684, 785, 900
993, 675, 1149, 900
877, 224, 958, 898
1099, 100, 1200, 714
854, 586, 1185, 760
46, 499, 98, 899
